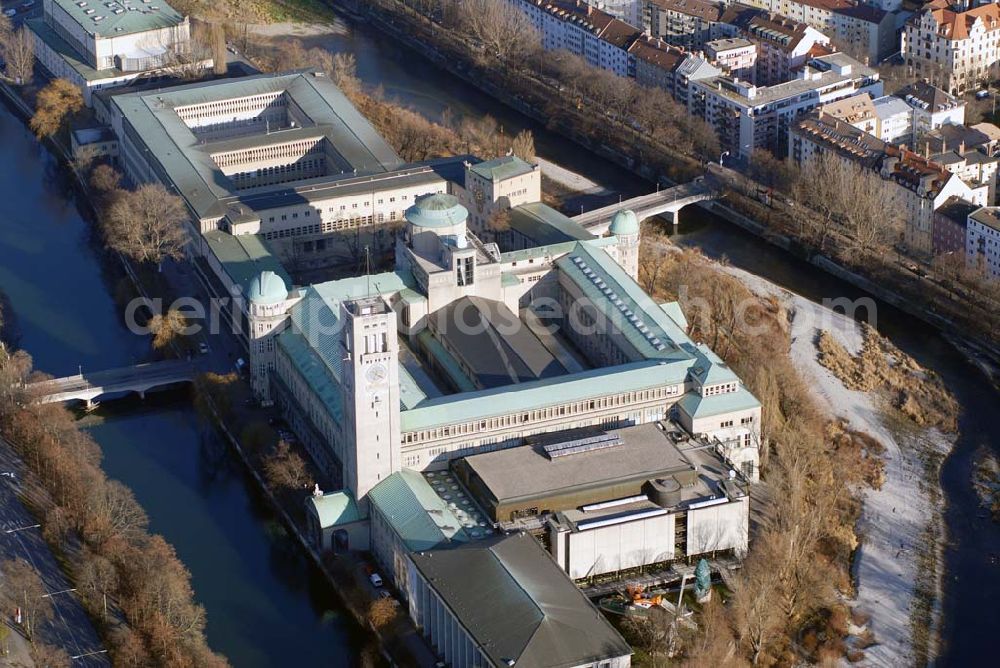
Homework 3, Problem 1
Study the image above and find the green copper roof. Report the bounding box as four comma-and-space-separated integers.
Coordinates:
469, 155, 535, 181
203, 231, 290, 297
557, 243, 693, 362
308, 490, 364, 528
509, 202, 594, 246
26, 18, 122, 82
404, 193, 468, 228
660, 301, 689, 331
52, 0, 185, 38
400, 359, 692, 433
277, 329, 344, 424
367, 469, 470, 552
609, 209, 640, 236
247, 270, 288, 304
676, 386, 760, 419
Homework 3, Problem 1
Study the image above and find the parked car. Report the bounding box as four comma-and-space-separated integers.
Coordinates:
378, 590, 393, 600
977, 89, 991, 100
198, 342, 209, 354
2, 9, 16, 17
369, 573, 383, 588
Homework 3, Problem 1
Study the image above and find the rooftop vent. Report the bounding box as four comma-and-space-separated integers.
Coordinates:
542, 432, 623, 459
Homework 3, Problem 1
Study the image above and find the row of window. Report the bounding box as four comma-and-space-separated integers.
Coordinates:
214, 137, 323, 168
401, 386, 681, 445
176, 92, 285, 123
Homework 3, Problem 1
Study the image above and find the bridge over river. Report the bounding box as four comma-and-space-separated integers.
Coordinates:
572, 178, 715, 234
29, 359, 204, 407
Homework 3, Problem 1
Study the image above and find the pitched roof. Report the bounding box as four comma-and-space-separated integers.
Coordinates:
628, 35, 687, 71
469, 155, 536, 182
896, 81, 962, 113
367, 469, 471, 552
918, 2, 1000, 41
508, 202, 594, 246
646, 0, 727, 23
408, 533, 632, 668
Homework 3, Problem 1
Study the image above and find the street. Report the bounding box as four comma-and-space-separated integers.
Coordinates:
0, 441, 108, 666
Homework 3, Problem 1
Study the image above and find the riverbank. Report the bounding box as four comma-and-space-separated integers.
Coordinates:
346, 0, 1000, 366
724, 265, 951, 665
0, 80, 374, 664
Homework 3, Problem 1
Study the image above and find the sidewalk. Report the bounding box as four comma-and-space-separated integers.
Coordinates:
0, 621, 34, 668
0, 443, 108, 667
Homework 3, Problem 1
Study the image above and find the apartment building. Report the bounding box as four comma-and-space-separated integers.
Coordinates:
832, 4, 897, 65
872, 95, 914, 144
933, 196, 975, 256
902, 0, 1000, 95
897, 80, 966, 140
705, 37, 758, 82
628, 34, 688, 90
966, 206, 1000, 279
641, 0, 733, 50
587, 0, 642, 25
819, 93, 878, 135
740, 0, 850, 34
744, 13, 832, 85
515, 0, 640, 77
692, 52, 881, 160
789, 112, 988, 254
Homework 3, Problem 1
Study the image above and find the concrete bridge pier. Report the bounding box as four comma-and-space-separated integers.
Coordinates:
664, 209, 679, 228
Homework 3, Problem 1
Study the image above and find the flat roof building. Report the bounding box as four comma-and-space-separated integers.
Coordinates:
29, 0, 200, 104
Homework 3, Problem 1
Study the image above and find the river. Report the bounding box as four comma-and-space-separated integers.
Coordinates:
1, 10, 997, 665
317, 13, 1000, 664
0, 102, 366, 665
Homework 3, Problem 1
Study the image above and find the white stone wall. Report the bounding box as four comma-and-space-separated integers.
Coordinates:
559, 513, 675, 579
686, 496, 749, 556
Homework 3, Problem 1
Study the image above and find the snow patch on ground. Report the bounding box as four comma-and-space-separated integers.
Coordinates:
722, 265, 949, 666
535, 157, 612, 196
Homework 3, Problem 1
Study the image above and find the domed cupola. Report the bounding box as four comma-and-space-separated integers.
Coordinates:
609, 209, 639, 237
247, 270, 288, 305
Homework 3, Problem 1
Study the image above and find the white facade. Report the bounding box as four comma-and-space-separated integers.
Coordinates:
873, 95, 914, 144
30, 0, 199, 105
693, 54, 883, 160
903, 3, 1000, 95
550, 496, 749, 579
513, 0, 635, 77
966, 207, 1000, 280
589, 0, 641, 26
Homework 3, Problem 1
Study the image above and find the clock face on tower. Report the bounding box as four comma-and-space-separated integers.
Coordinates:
366, 362, 388, 386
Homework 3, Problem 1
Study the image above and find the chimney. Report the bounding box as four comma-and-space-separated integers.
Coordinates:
925, 141, 930, 159
941, 138, 946, 153
959, 140, 966, 156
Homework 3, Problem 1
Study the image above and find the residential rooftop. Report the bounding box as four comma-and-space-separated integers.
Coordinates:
698, 53, 876, 107
970, 206, 1000, 232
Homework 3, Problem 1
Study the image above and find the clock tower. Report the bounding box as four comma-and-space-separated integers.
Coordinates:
340, 296, 402, 503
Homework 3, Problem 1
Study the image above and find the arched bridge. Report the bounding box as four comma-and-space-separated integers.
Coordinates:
573, 178, 715, 234
29, 359, 202, 407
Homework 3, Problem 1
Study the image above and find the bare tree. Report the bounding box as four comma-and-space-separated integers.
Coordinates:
2, 26, 34, 84
263, 441, 310, 491
148, 308, 190, 353
30, 78, 83, 138
104, 183, 189, 270
450, 0, 539, 68
510, 129, 536, 162
0, 558, 53, 640
211, 22, 227, 76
